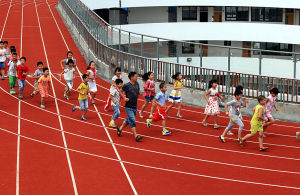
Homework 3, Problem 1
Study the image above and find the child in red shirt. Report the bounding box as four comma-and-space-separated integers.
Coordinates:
16, 57, 29, 99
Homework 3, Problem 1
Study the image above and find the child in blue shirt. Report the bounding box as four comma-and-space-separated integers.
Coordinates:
146, 82, 171, 136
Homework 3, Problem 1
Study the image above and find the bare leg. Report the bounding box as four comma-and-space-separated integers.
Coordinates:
238, 130, 242, 140
258, 131, 264, 148
140, 101, 148, 116
165, 102, 174, 114
213, 115, 220, 128
131, 127, 137, 138
150, 100, 155, 117
202, 115, 209, 126
242, 133, 255, 142
162, 119, 166, 129
41, 97, 45, 106
82, 110, 87, 117
177, 102, 182, 115
221, 128, 230, 137
119, 121, 128, 131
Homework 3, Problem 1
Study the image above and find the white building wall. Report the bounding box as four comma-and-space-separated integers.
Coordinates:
128, 7, 168, 24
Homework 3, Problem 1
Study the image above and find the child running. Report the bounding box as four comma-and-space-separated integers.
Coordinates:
61, 59, 75, 100
239, 95, 269, 151
263, 87, 280, 136
38, 68, 51, 109
7, 52, 20, 94
104, 67, 122, 111
202, 79, 223, 129
0, 41, 6, 80
16, 57, 29, 99
219, 90, 247, 143
60, 51, 76, 70
165, 72, 183, 118
139, 72, 155, 119
146, 82, 171, 136
86, 61, 97, 104
227, 85, 245, 135
108, 79, 128, 127
72, 74, 89, 120
30, 61, 44, 98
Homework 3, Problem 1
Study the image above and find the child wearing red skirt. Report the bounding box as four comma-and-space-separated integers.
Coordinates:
146, 82, 171, 136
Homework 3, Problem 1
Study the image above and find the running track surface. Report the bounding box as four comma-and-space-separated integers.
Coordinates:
0, 0, 300, 194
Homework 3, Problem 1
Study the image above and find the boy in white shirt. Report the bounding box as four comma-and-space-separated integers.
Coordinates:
0, 41, 7, 80
108, 79, 128, 128
7, 52, 20, 94
61, 59, 75, 100
30, 62, 44, 98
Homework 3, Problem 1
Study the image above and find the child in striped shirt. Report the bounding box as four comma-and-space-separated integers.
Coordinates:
109, 79, 128, 128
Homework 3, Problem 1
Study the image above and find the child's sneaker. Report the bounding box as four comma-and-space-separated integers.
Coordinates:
72, 105, 76, 112
40, 105, 45, 109
81, 116, 87, 121
109, 121, 117, 128
162, 129, 171, 136
139, 111, 143, 119
12, 89, 16, 94
10, 89, 14, 94
18, 95, 23, 100
296, 132, 300, 141
219, 136, 226, 143
177, 114, 183, 118
146, 119, 152, 128
30, 93, 34, 98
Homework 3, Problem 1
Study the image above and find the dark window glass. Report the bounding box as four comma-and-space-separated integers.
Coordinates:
214, 6, 222, 12
224, 41, 231, 46
182, 7, 197, 20
254, 42, 292, 56
182, 42, 195, 54
286, 8, 294, 13
251, 8, 282, 22
243, 41, 251, 47
200, 7, 208, 11
225, 7, 249, 21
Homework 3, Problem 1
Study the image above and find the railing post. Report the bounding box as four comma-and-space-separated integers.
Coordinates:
176, 41, 179, 63
227, 48, 231, 71
141, 35, 144, 57
153, 61, 157, 82
293, 54, 297, 97
111, 26, 113, 47
165, 63, 170, 84
259, 50, 262, 75
157, 38, 160, 60
119, 29, 121, 51
128, 32, 131, 53
200, 44, 203, 68
191, 67, 195, 90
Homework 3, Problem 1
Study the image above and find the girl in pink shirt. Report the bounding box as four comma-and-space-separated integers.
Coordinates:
139, 72, 155, 119
263, 87, 279, 135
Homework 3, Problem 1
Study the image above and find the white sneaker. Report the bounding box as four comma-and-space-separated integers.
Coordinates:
40, 105, 45, 109
227, 131, 234, 135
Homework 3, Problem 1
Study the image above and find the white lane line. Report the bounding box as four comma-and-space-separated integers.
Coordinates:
33, 0, 78, 194
16, 101, 20, 195
0, 0, 12, 39
46, 2, 138, 194
0, 126, 300, 191
1, 85, 300, 162
1, 108, 300, 176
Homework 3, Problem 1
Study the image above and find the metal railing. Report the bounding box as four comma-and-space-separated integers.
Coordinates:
57, 0, 300, 103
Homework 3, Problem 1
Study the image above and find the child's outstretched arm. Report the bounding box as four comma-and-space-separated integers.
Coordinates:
225, 103, 229, 115
241, 97, 247, 108
59, 70, 64, 80
119, 90, 129, 102
173, 81, 181, 90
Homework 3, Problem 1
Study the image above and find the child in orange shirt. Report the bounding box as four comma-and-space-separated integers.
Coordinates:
38, 68, 51, 109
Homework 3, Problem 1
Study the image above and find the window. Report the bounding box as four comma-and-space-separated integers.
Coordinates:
253, 42, 292, 56
182, 42, 195, 54
243, 41, 251, 47
214, 7, 222, 12
182, 7, 197, 20
224, 41, 231, 46
286, 9, 294, 13
200, 7, 208, 11
225, 7, 249, 21
251, 8, 283, 22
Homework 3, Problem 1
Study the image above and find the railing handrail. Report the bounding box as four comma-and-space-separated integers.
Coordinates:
63, 0, 300, 82
74, 0, 300, 56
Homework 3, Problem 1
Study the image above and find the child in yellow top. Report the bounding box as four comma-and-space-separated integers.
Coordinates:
240, 95, 269, 151
165, 72, 183, 118
72, 74, 90, 120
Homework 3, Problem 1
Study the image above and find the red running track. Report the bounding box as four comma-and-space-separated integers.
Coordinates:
0, 0, 300, 194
